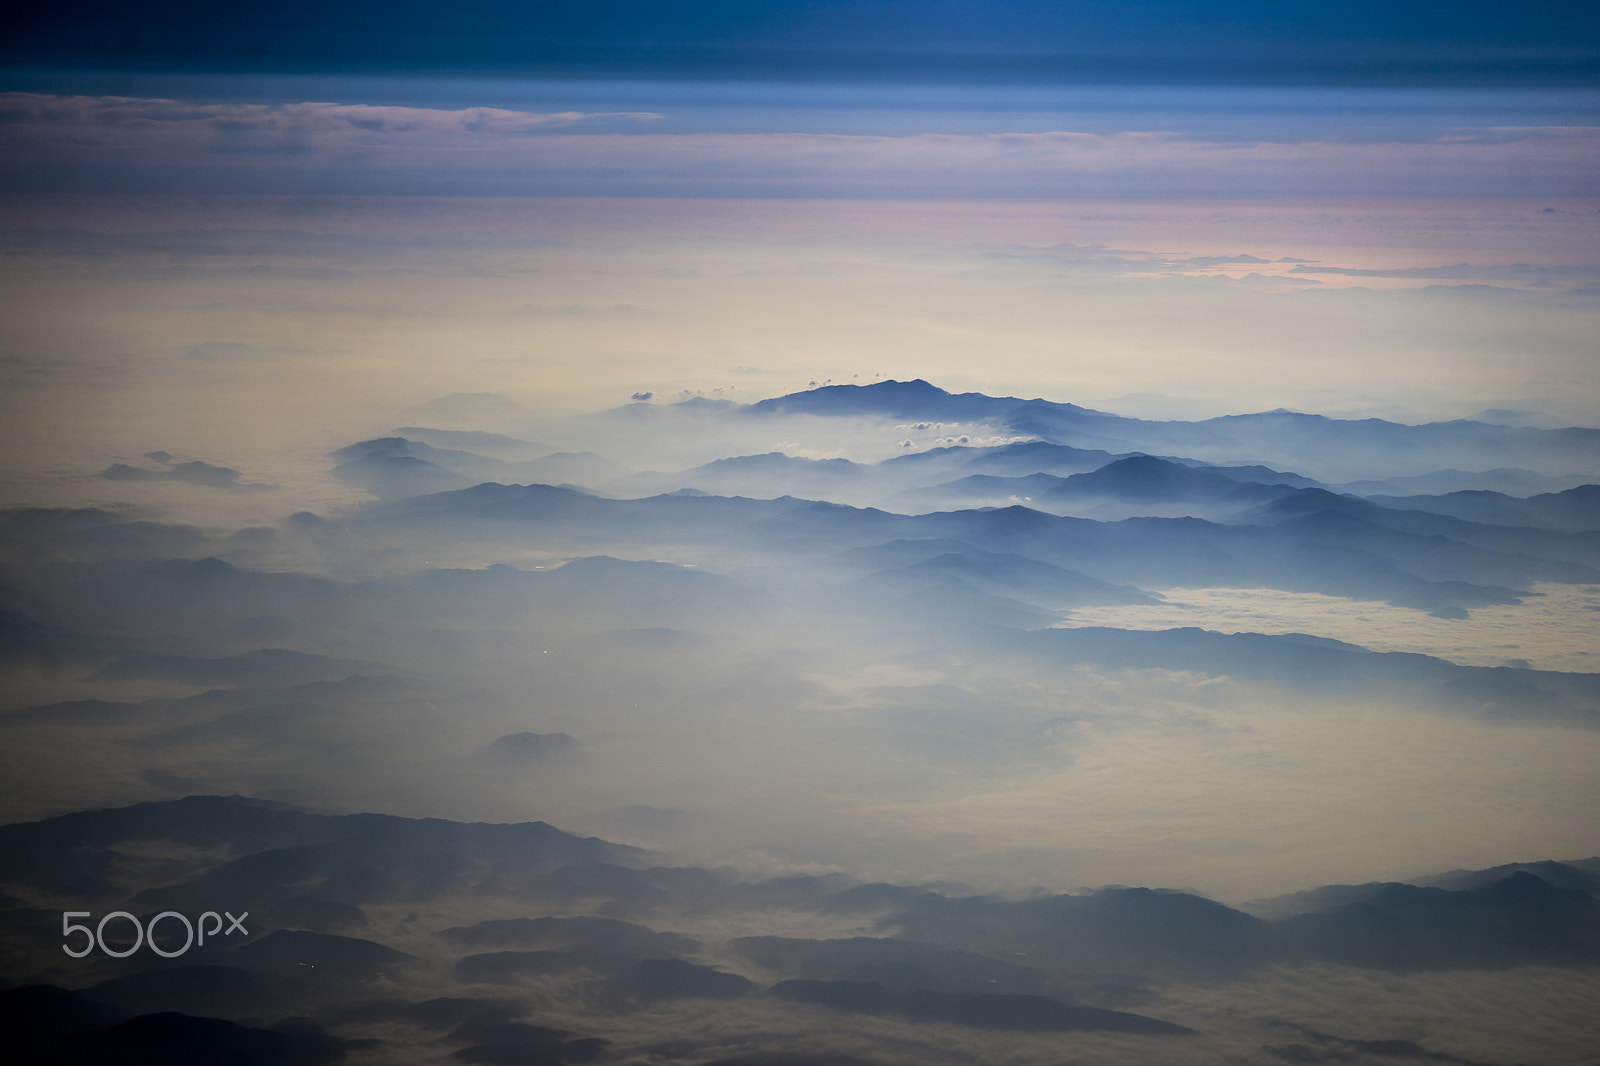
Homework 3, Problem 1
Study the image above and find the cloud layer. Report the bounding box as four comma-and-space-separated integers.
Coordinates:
4, 92, 1598, 198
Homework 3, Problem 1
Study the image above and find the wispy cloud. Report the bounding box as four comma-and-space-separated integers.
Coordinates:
1290, 262, 1600, 281
0, 93, 661, 142
3, 93, 1597, 198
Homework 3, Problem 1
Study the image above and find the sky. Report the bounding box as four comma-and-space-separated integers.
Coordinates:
1, 8, 1600, 1064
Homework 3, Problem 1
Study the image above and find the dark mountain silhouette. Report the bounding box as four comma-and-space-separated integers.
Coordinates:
898, 456, 1310, 516
1241, 488, 1600, 569
901, 988, 1194, 1034
389, 427, 549, 459
1, 984, 127, 1062
893, 471, 1073, 510
370, 483, 795, 541
455, 949, 606, 983
890, 871, 1600, 978
836, 538, 987, 570
1260, 1023, 1508, 1066
1370, 484, 1600, 533
1242, 882, 1422, 923
1246, 858, 1600, 920
1014, 403, 1600, 478
17, 557, 342, 650
331, 451, 473, 499
516, 452, 630, 486
691, 453, 865, 479
129, 819, 642, 916
328, 995, 524, 1030
446, 1018, 608, 1065
442, 916, 699, 956
697, 1049, 883, 1056
732, 935, 1050, 995
894, 550, 1155, 607
1335, 467, 1590, 497
85, 965, 282, 1019
1264, 503, 1597, 588
767, 980, 1193, 1034
4, 792, 1600, 1053
1050, 455, 1294, 504
748, 379, 1042, 422
962, 440, 1125, 476
1017, 626, 1600, 725
734, 380, 1600, 477
0, 794, 638, 906
383, 555, 746, 630
332, 437, 627, 499
1177, 461, 1321, 489
331, 436, 508, 475
487, 732, 583, 760
99, 459, 273, 492
0, 605, 58, 672
0, 508, 208, 563
858, 571, 1063, 629
0, 795, 347, 899
890, 884, 1275, 981
590, 957, 755, 1008
367, 485, 1570, 617
767, 979, 893, 1012
263, 896, 369, 933
878, 440, 1122, 479
612, 452, 873, 500
229, 929, 412, 981
1416, 858, 1600, 895
11, 1007, 349, 1066
1276, 873, 1600, 969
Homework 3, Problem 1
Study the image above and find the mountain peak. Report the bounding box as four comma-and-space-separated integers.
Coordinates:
866, 377, 945, 394
749, 379, 1028, 421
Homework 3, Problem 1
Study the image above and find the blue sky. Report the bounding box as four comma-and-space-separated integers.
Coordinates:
5, 0, 1599, 85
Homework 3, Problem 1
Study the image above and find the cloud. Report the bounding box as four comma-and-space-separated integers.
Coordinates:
4, 93, 1599, 198
0, 93, 660, 144
1174, 254, 1273, 267
1290, 262, 1600, 281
